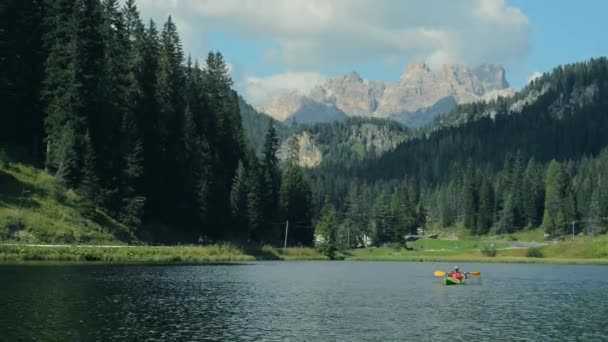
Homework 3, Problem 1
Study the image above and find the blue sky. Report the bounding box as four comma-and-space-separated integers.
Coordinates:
137, 0, 608, 105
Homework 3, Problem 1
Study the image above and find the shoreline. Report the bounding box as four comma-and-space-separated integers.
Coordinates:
1, 244, 608, 265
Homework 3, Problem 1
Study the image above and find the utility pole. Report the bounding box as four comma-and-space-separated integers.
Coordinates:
571, 220, 577, 239
16, 188, 31, 242
347, 228, 350, 249
283, 220, 289, 253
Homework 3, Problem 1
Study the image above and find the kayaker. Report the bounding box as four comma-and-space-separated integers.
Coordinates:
447, 266, 466, 281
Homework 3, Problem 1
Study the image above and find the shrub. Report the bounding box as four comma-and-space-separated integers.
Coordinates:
526, 247, 544, 258
590, 243, 608, 258
481, 244, 497, 257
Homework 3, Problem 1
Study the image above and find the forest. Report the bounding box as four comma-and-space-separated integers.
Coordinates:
308, 58, 608, 247
1, 0, 312, 245
3, 0, 608, 248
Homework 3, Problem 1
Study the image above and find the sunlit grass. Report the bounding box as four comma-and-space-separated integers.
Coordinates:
0, 161, 131, 244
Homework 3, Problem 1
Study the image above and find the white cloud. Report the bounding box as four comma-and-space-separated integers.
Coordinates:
138, 0, 178, 10
239, 72, 327, 106
177, 0, 531, 69
527, 71, 543, 84
135, 0, 532, 103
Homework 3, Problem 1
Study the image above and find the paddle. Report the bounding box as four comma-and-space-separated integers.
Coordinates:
434, 270, 481, 277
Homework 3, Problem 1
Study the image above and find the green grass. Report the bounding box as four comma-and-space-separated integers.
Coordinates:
1, 239, 608, 264
0, 243, 255, 263
508, 228, 547, 242
0, 244, 328, 263
0, 159, 133, 244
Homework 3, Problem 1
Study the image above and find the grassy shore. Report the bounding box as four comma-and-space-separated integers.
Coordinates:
2, 236, 608, 264
0, 244, 331, 263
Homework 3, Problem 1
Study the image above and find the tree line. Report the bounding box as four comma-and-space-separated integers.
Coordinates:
310, 58, 608, 244
1, 0, 312, 244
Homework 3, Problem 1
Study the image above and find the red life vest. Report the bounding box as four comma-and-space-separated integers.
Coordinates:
451, 272, 463, 281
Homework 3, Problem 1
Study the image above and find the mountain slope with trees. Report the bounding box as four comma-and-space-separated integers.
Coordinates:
308, 58, 608, 244
1, 0, 312, 245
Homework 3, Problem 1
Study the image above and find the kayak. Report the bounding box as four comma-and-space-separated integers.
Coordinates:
444, 277, 465, 286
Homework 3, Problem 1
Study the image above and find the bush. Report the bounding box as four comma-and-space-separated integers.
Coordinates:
481, 244, 497, 257
590, 243, 608, 258
526, 247, 544, 258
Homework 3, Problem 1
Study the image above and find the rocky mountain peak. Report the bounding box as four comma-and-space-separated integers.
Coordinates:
404, 61, 431, 75
473, 64, 509, 91
260, 62, 514, 127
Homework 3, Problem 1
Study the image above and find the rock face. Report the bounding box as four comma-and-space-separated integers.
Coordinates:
260, 62, 514, 127
278, 132, 323, 168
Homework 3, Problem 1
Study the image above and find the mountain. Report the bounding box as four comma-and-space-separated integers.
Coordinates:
239, 95, 410, 165
361, 58, 608, 183
280, 118, 411, 168
307, 57, 608, 238
260, 62, 514, 127
238, 96, 289, 155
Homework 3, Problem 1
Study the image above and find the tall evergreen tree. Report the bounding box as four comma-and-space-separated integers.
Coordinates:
477, 177, 495, 235
260, 119, 282, 238
0, 0, 46, 160
542, 160, 575, 235
371, 192, 393, 245
230, 161, 249, 237
280, 137, 313, 245
314, 199, 338, 259
79, 131, 100, 218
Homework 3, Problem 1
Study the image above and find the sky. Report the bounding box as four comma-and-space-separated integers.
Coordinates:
135, 0, 608, 106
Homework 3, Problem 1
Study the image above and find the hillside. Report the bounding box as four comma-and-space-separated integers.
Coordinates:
0, 148, 132, 244
238, 96, 289, 155
307, 58, 608, 243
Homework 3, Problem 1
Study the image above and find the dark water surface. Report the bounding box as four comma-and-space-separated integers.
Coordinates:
1, 262, 607, 341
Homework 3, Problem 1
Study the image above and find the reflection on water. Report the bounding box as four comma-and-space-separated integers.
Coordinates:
1, 262, 607, 341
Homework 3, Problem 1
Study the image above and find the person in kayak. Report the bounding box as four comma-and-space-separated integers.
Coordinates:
447, 266, 466, 281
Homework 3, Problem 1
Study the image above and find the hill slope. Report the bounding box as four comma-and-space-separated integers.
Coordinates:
0, 150, 133, 244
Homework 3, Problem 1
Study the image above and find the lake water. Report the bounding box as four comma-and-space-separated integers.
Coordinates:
1, 262, 607, 341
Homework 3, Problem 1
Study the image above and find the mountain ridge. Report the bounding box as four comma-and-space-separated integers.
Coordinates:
260, 62, 515, 127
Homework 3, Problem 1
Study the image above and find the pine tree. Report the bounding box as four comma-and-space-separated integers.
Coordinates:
230, 161, 249, 236
523, 158, 545, 228
371, 192, 393, 245
79, 131, 100, 218
0, 0, 46, 160
343, 180, 371, 247
197, 137, 213, 235
314, 199, 338, 259
279, 138, 313, 245
153, 15, 185, 222
542, 160, 575, 235
462, 162, 478, 232
42, 0, 79, 172
477, 177, 495, 235
390, 180, 417, 241
260, 119, 282, 237
246, 160, 262, 241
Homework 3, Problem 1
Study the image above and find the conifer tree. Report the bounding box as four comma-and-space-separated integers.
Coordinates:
477, 177, 495, 235
230, 161, 249, 236
315, 199, 338, 259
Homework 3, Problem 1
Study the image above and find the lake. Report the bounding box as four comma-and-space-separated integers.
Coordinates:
1, 262, 607, 341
